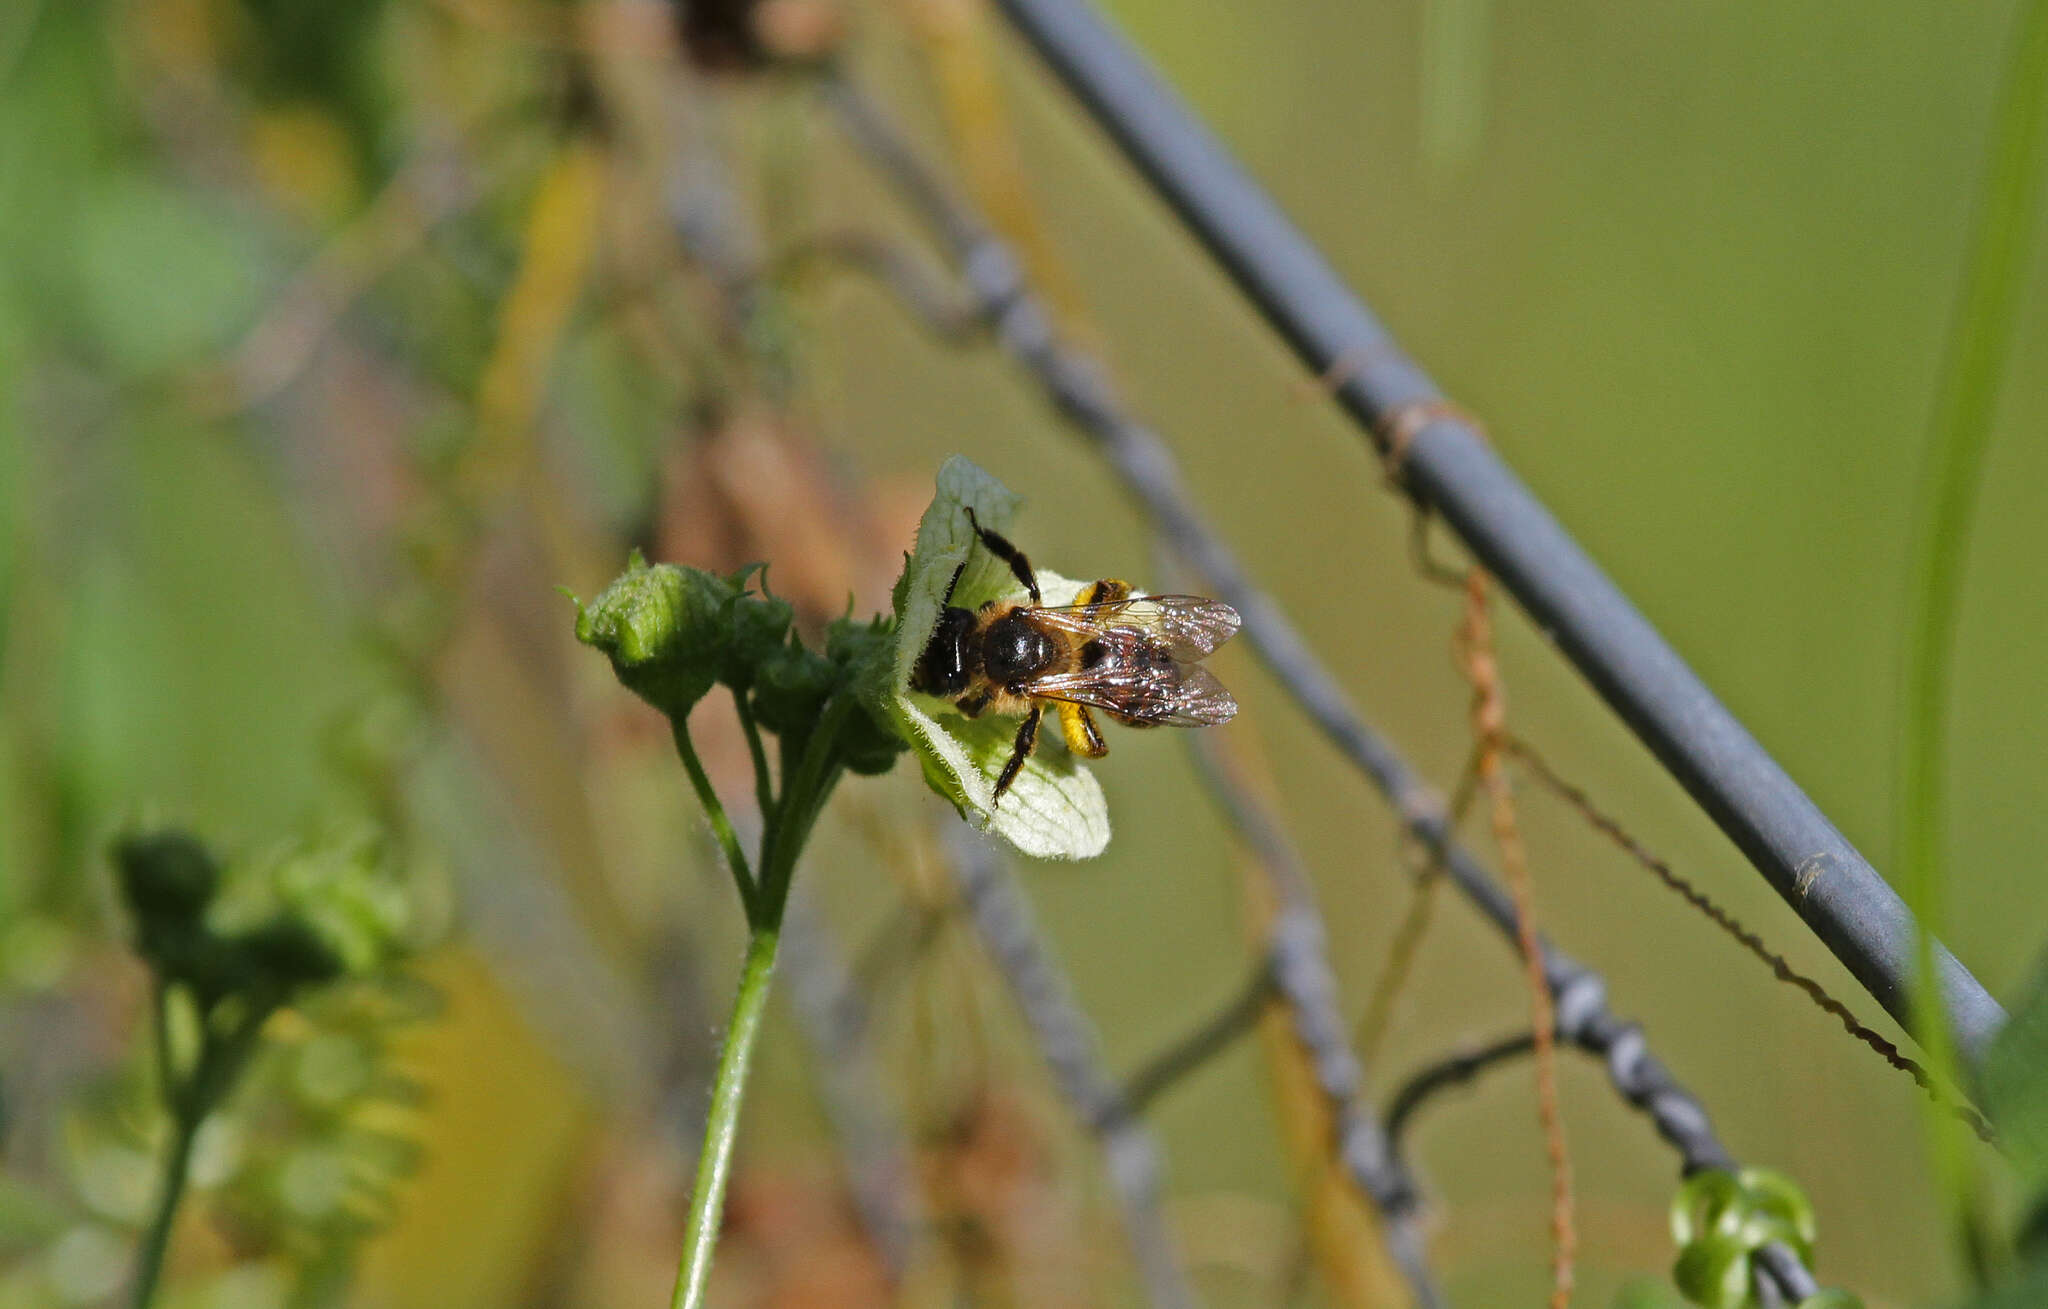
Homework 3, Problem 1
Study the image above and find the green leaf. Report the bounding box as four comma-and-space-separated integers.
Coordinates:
1671, 1170, 1744, 1246
1960, 1259, 2048, 1309
1725, 1167, 1816, 1260
1984, 947, 2048, 1201
1669, 1167, 1824, 1307
882, 457, 1109, 860
1672, 1232, 1754, 1308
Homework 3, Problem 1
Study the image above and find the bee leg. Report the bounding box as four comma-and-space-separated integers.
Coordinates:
1076, 578, 1132, 607
1055, 701, 1108, 758
942, 559, 967, 605
964, 507, 1041, 604
956, 689, 993, 718
992, 703, 1042, 806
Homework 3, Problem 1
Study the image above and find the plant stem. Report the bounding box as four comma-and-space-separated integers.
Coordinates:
131, 1094, 202, 1309
758, 696, 853, 920
671, 717, 758, 914
669, 925, 781, 1309
734, 695, 777, 824
1897, 0, 2048, 1268
665, 692, 852, 1306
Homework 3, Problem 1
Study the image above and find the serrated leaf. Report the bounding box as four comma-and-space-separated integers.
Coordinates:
884, 456, 1110, 860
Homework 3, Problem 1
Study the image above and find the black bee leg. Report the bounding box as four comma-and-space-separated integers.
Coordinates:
942, 559, 967, 605
992, 703, 1042, 806
964, 507, 1041, 604
956, 689, 993, 718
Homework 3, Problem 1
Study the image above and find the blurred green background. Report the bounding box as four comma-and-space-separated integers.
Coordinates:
2, 0, 2044, 1306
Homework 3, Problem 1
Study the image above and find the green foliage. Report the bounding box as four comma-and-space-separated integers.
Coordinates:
1982, 953, 2048, 1208
573, 547, 921, 1309
118, 828, 412, 1010
573, 554, 910, 803
1894, 0, 2048, 1259
106, 826, 427, 1308
1961, 945, 2048, 1306
1669, 1167, 1844, 1309
214, 979, 438, 1276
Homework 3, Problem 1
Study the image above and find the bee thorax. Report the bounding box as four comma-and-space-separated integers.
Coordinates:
983, 611, 1057, 683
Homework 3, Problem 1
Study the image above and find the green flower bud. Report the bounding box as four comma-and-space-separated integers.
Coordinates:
750, 638, 837, 736
113, 830, 221, 923
573, 552, 735, 717
841, 722, 907, 775
234, 917, 347, 993
822, 614, 909, 774
717, 567, 794, 693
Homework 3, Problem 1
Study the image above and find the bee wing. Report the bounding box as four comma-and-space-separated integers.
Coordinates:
1026, 662, 1239, 728
1030, 594, 1242, 660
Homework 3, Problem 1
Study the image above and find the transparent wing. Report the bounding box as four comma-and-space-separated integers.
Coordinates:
1029, 594, 1242, 660
1025, 662, 1238, 728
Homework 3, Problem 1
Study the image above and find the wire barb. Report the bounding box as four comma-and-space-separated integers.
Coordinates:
1505, 737, 2000, 1148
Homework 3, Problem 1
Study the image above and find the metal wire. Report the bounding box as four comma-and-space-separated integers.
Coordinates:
943, 829, 1200, 1309
822, 71, 1824, 1302
987, 0, 2005, 1066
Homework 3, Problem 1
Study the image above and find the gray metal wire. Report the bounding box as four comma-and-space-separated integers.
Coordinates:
987, 0, 2005, 1066
822, 71, 1824, 1304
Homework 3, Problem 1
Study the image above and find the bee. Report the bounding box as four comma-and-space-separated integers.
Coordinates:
912, 509, 1242, 805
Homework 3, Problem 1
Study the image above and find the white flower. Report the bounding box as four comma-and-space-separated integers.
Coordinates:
883, 457, 1111, 859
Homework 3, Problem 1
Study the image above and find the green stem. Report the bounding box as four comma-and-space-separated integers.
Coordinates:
759, 695, 853, 921
1897, 0, 2048, 1266
670, 718, 758, 915
734, 695, 777, 825
669, 925, 782, 1309
132, 1068, 205, 1309
665, 692, 854, 1304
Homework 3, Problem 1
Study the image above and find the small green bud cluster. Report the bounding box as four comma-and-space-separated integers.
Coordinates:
1669, 1167, 1859, 1309
115, 829, 411, 1007
573, 552, 907, 775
